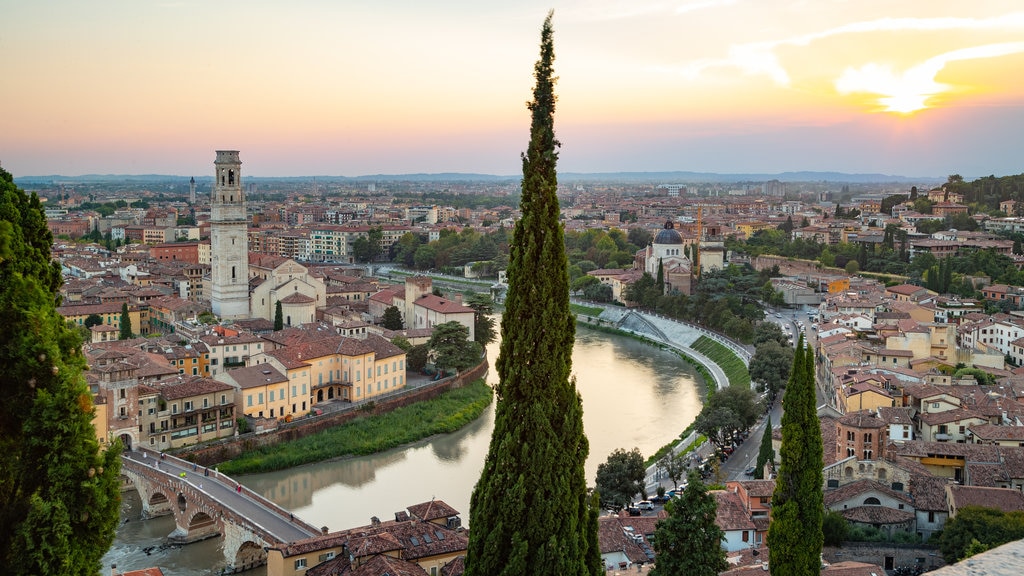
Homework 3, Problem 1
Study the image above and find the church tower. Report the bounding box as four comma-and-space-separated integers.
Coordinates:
209, 150, 250, 319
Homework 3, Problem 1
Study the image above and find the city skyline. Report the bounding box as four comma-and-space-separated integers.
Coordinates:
2, 1, 1023, 179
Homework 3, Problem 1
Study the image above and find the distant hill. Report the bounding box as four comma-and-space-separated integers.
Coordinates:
14, 170, 943, 186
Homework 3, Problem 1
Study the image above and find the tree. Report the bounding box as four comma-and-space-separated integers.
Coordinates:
467, 13, 601, 576
754, 415, 775, 479
428, 321, 481, 376
406, 344, 429, 372
381, 305, 404, 330
694, 406, 742, 452
0, 167, 122, 575
768, 336, 824, 575
83, 313, 103, 329
822, 510, 849, 547
274, 300, 284, 331
595, 447, 646, 510
938, 506, 1024, 562
707, 385, 761, 431
118, 302, 133, 340
749, 340, 793, 399
465, 293, 497, 346
657, 450, 688, 490
650, 470, 728, 576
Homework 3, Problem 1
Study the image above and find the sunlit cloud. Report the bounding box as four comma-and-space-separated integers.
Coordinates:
835, 42, 1024, 113
678, 12, 1024, 86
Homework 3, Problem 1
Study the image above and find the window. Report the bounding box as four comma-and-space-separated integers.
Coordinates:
294, 558, 307, 569
184, 401, 193, 412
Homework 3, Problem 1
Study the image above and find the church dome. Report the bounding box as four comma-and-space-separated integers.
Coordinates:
653, 221, 683, 245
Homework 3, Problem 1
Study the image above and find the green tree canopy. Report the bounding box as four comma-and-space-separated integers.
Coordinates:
381, 305, 404, 331
650, 470, 728, 576
938, 506, 1024, 563
274, 300, 284, 331
0, 167, 122, 575
465, 293, 497, 347
427, 321, 481, 376
595, 447, 646, 509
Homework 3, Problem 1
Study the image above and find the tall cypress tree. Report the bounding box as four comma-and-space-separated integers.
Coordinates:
768, 336, 824, 574
274, 300, 284, 331
754, 414, 774, 480
466, 12, 599, 576
0, 167, 122, 575
118, 302, 132, 340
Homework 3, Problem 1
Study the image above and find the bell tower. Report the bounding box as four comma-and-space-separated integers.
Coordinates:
209, 150, 250, 319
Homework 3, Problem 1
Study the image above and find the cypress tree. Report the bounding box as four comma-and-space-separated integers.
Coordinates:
0, 167, 122, 575
118, 302, 132, 340
754, 414, 774, 480
274, 300, 284, 331
466, 12, 600, 576
768, 336, 824, 574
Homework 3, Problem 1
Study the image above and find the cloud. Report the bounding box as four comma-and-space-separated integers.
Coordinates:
835, 42, 1024, 113
679, 12, 1024, 86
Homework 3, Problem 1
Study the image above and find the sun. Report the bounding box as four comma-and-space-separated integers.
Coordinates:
834, 62, 946, 114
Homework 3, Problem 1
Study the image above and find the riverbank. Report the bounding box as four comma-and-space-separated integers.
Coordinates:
218, 378, 493, 474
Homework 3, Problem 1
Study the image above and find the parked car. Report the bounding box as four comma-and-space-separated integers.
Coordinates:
651, 494, 670, 504
637, 500, 654, 511
627, 507, 641, 516
745, 466, 757, 476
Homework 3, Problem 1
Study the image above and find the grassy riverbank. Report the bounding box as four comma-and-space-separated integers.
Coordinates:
219, 379, 494, 475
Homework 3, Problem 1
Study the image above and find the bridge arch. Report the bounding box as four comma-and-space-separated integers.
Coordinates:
230, 540, 267, 573
149, 491, 169, 507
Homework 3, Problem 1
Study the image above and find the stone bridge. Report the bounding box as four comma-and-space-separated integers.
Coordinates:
121, 448, 321, 573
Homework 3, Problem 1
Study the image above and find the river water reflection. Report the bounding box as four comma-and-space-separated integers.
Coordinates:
103, 324, 704, 575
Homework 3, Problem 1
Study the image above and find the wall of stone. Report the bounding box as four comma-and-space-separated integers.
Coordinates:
823, 542, 945, 573
182, 360, 489, 467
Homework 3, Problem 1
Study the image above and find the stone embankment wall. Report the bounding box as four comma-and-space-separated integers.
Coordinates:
182, 361, 489, 467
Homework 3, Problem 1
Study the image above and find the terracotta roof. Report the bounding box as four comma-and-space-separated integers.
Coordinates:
713, 490, 756, 531
823, 479, 913, 508
948, 485, 1024, 514
407, 500, 459, 522
280, 292, 316, 304
841, 505, 915, 524
220, 364, 288, 389
150, 375, 233, 400
413, 294, 473, 314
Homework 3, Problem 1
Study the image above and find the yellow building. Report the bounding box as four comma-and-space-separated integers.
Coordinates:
58, 301, 150, 335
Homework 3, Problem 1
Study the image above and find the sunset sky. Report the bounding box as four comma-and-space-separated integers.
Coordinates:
2, 1, 1023, 178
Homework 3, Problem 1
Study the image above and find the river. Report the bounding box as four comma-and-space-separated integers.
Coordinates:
102, 324, 705, 575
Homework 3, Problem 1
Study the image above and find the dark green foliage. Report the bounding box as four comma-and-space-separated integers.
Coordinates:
118, 302, 132, 340
467, 13, 600, 576
938, 506, 1024, 562
768, 336, 824, 575
83, 314, 103, 329
274, 300, 284, 331
754, 415, 775, 480
650, 470, 728, 576
0, 167, 122, 576
381, 305, 404, 330
428, 321, 482, 375
594, 447, 646, 509
406, 344, 429, 372
822, 510, 849, 546
465, 293, 497, 346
